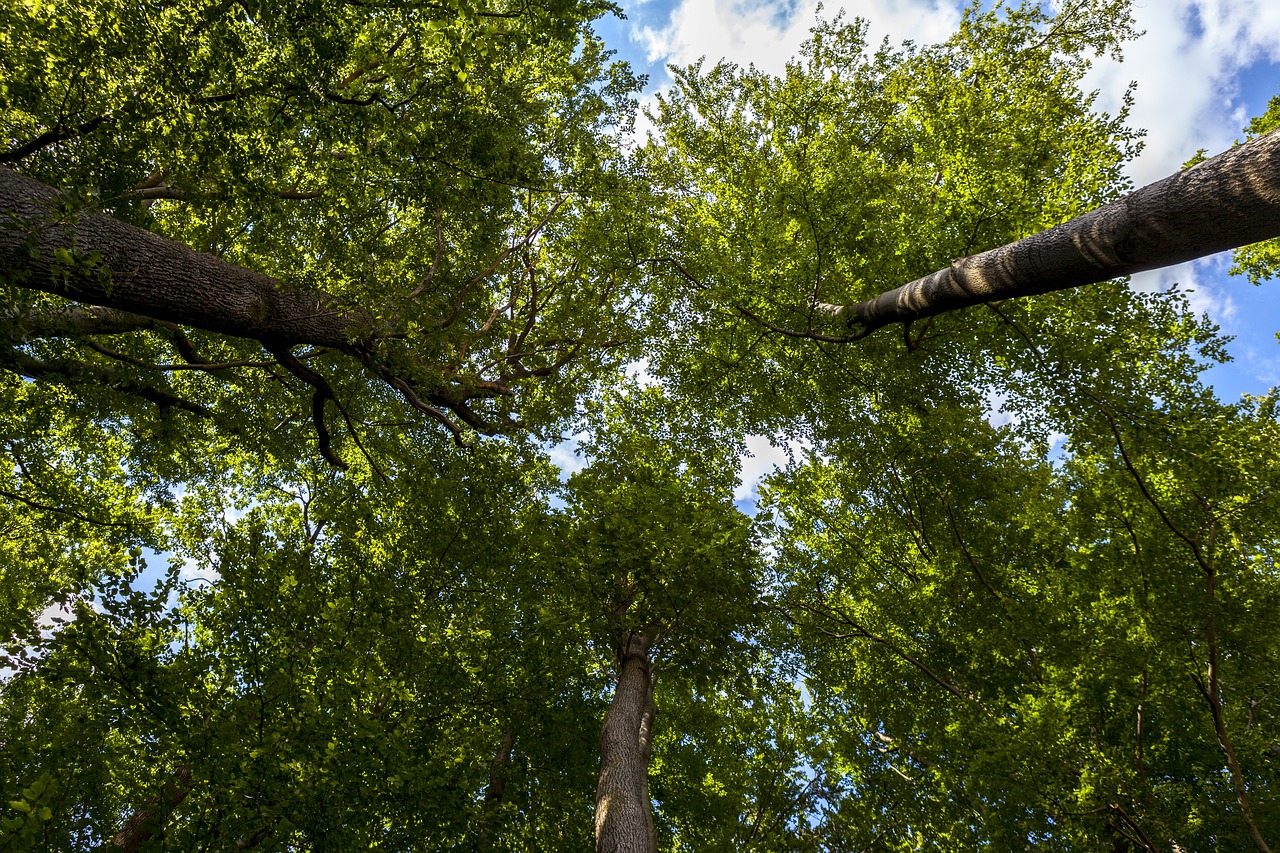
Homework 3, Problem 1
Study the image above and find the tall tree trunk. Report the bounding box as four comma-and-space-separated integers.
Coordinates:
828, 127, 1280, 337
595, 632, 658, 853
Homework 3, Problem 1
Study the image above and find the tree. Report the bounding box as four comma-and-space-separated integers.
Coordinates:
0, 0, 652, 456
557, 390, 761, 852
641, 3, 1279, 850
2, 0, 1278, 851
639, 3, 1280, 368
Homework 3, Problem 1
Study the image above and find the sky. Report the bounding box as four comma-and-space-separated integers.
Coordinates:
588, 0, 1280, 501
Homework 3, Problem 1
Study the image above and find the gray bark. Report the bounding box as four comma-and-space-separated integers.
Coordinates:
0, 167, 362, 349
834, 127, 1280, 336
595, 633, 658, 853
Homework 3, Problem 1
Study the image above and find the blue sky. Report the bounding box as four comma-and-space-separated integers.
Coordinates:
592, 0, 1280, 403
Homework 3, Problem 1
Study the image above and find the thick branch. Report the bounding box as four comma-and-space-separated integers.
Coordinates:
833, 128, 1280, 335
0, 116, 113, 164
0, 167, 361, 348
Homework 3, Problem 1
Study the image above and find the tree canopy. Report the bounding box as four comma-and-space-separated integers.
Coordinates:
1, 1, 1278, 851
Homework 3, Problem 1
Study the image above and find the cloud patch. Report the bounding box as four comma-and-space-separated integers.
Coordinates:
639, 0, 962, 75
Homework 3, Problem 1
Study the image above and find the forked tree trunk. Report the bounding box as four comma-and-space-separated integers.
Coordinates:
595, 633, 658, 853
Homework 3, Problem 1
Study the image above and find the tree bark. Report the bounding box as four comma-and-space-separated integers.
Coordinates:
109, 764, 193, 852
0, 167, 362, 349
833, 127, 1280, 336
595, 632, 658, 853
477, 727, 516, 851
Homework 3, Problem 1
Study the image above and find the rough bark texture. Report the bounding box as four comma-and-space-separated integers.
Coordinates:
595, 633, 658, 853
0, 167, 361, 349
837, 127, 1280, 335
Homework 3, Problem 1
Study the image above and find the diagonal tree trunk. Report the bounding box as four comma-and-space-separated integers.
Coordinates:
595, 632, 658, 853
109, 764, 194, 853
0, 167, 523, 440
828, 127, 1280, 337
0, 167, 360, 349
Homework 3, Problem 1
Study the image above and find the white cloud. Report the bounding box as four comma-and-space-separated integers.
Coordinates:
639, 0, 814, 73
983, 388, 1015, 428
1086, 1, 1280, 186
37, 600, 76, 630
624, 358, 660, 388
1241, 342, 1280, 387
638, 0, 961, 76
1130, 255, 1239, 326
179, 555, 221, 585
547, 431, 590, 480
736, 433, 809, 501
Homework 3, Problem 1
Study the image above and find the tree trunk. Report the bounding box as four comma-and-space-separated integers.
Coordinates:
833, 127, 1280, 336
0, 167, 361, 349
595, 632, 658, 853
477, 727, 516, 851
110, 764, 193, 852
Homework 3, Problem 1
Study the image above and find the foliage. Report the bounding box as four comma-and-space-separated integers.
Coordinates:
1230, 94, 1280, 283
640, 0, 1141, 432
1, 0, 654, 449
0, 0, 1278, 851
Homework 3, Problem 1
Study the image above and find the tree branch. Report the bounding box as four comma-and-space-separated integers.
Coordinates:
1, 349, 211, 416
267, 346, 350, 470
0, 116, 113, 164
820, 128, 1280, 337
